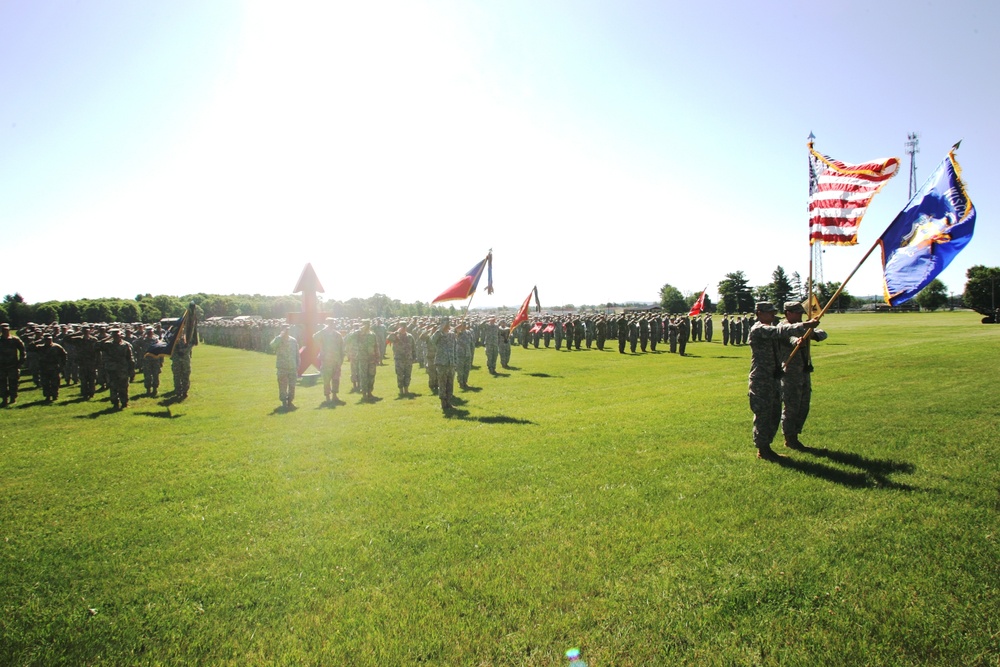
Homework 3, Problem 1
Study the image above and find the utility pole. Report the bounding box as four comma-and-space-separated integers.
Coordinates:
905, 132, 920, 199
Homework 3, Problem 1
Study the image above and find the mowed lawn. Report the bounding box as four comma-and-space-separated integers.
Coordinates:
1, 312, 998, 666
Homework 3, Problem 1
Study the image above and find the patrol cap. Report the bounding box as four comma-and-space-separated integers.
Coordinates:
784, 301, 806, 314
755, 302, 777, 313
43, 333, 53, 339
0, 323, 9, 329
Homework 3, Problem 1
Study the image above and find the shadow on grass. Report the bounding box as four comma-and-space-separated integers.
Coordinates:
135, 408, 181, 419
270, 404, 298, 415
526, 372, 556, 378
504, 365, 521, 371
773, 447, 917, 490
714, 355, 742, 359
75, 405, 124, 419
459, 385, 482, 393
319, 397, 347, 408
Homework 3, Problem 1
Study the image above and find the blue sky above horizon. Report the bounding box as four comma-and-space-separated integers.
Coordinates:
2, 1, 996, 308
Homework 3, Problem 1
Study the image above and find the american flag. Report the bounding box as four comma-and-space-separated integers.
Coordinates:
809, 147, 900, 245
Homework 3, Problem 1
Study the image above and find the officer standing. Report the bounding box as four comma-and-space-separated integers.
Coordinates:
748, 302, 818, 460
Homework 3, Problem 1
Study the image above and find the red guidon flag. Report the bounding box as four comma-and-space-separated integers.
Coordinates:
510, 286, 540, 332
431, 252, 493, 303
809, 146, 900, 245
688, 287, 707, 317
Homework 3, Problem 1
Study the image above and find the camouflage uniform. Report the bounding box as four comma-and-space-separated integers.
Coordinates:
73, 330, 100, 399
748, 303, 812, 457
37, 337, 67, 401
102, 332, 134, 410
779, 302, 828, 448
677, 317, 690, 356
420, 328, 439, 394
387, 327, 415, 395
140, 330, 163, 396
483, 319, 500, 374
431, 321, 457, 410
171, 336, 193, 399
352, 323, 379, 400
314, 324, 345, 401
269, 331, 299, 407
0, 325, 27, 406
498, 326, 512, 369
455, 325, 474, 390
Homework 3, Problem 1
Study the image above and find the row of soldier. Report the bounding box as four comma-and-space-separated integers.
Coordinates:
0, 321, 192, 410
266, 315, 517, 411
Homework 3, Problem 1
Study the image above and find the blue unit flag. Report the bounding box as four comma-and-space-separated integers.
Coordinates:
879, 150, 975, 306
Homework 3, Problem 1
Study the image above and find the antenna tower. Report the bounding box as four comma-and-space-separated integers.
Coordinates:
905, 132, 919, 198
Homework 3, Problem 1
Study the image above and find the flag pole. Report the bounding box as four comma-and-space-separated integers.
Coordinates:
807, 132, 816, 318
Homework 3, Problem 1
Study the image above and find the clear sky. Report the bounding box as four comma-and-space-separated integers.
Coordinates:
2, 0, 996, 308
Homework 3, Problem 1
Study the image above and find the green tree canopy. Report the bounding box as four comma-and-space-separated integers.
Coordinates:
916, 279, 949, 312
718, 271, 754, 313
659, 284, 687, 313
962, 265, 1000, 316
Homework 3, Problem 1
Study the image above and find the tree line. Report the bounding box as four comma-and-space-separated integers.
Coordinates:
0, 292, 470, 327
660, 265, 998, 315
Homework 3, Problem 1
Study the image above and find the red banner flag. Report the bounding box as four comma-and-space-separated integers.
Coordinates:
688, 287, 707, 317
510, 286, 540, 332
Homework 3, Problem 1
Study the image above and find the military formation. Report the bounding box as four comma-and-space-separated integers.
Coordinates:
0, 321, 193, 410
4, 305, 829, 460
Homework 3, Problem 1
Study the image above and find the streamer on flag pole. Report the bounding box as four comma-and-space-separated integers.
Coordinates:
688, 287, 707, 317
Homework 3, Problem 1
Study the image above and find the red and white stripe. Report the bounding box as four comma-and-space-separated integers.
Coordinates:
809, 149, 900, 245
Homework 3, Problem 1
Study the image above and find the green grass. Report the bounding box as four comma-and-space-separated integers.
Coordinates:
2, 312, 998, 665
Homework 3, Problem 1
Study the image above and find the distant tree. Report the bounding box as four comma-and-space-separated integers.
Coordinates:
962, 265, 1000, 316
116, 300, 141, 323
35, 303, 59, 324
3, 293, 30, 326
790, 271, 804, 301
659, 284, 687, 313
151, 295, 184, 319
0, 303, 7, 324
83, 300, 114, 323
915, 279, 949, 311
718, 271, 754, 313
138, 302, 161, 323
765, 266, 794, 309
815, 281, 853, 311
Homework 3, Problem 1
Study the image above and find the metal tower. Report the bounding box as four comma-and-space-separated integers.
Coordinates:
905, 132, 919, 198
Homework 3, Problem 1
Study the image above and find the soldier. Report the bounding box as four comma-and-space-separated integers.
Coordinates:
780, 301, 828, 450
74, 327, 100, 400
705, 314, 714, 342
677, 316, 690, 356
748, 302, 818, 460
0, 323, 27, 407
315, 318, 345, 403
617, 314, 628, 354
269, 326, 299, 408
352, 320, 380, 401
37, 334, 68, 402
431, 318, 457, 410
721, 314, 730, 346
102, 329, 134, 410
140, 327, 163, 397
667, 316, 679, 353
638, 316, 650, 352
387, 321, 416, 397
649, 314, 661, 352
483, 316, 500, 374
595, 316, 608, 351
455, 320, 475, 390
498, 322, 512, 369
171, 332, 193, 400
628, 317, 639, 353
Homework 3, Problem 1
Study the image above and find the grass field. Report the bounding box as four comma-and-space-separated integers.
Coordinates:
2, 312, 998, 666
